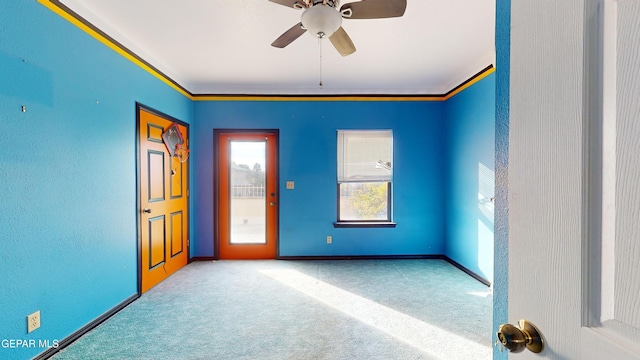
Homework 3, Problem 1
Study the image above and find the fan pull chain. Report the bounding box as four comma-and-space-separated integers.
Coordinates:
318, 37, 323, 88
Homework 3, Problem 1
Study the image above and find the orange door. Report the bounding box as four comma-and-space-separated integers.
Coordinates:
138, 105, 189, 292
217, 131, 278, 259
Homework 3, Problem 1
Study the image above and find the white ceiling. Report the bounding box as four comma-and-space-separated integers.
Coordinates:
59, 0, 496, 95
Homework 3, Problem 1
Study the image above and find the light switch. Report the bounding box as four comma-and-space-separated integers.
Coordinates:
286, 181, 294, 190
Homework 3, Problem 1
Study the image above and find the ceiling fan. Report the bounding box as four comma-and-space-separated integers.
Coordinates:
269, 0, 407, 56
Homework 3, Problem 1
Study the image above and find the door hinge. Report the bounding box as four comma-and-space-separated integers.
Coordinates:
187, 238, 190, 246
187, 188, 190, 197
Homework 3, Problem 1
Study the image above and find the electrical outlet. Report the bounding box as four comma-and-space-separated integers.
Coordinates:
27, 311, 40, 333
326, 236, 332, 244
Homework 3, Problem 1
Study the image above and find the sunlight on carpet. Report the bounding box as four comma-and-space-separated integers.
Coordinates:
260, 268, 492, 359
468, 290, 493, 298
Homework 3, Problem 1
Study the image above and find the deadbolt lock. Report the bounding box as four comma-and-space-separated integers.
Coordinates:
496, 319, 544, 354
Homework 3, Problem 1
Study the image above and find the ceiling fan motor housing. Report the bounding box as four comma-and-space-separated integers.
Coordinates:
301, 2, 342, 38
311, 0, 339, 7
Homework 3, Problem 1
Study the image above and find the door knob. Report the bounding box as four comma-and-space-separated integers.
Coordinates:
269, 201, 275, 206
143, 208, 152, 214
496, 319, 544, 354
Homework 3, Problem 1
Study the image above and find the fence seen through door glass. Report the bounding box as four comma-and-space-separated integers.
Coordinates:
229, 141, 266, 244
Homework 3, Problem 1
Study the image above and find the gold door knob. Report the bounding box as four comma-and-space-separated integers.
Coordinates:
496, 320, 544, 354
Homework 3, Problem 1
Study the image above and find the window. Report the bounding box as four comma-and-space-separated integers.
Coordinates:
336, 130, 395, 227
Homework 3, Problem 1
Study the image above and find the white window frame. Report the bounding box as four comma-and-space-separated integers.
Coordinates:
335, 130, 395, 227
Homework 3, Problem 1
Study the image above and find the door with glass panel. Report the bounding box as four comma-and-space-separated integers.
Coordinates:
216, 131, 278, 259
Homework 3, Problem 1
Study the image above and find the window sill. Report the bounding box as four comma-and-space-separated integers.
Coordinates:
333, 221, 397, 228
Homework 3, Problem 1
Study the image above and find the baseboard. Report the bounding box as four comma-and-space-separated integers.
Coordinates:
33, 293, 139, 360
277, 254, 443, 261
442, 256, 492, 287
189, 256, 217, 262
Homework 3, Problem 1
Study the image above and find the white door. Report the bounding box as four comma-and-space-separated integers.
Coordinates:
506, 0, 640, 358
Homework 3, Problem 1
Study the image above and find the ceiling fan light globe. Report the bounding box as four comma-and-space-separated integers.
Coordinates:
301, 5, 342, 38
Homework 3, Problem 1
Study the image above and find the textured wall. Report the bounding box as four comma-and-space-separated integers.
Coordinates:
191, 101, 447, 257
445, 73, 496, 283
493, 0, 510, 359
0, 1, 193, 359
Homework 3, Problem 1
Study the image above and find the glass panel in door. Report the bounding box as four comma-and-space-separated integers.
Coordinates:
229, 141, 266, 244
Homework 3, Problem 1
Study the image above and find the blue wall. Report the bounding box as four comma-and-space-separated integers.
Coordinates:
189, 78, 496, 269
0, 2, 192, 359
192, 101, 447, 257
494, 1, 511, 359
445, 74, 496, 283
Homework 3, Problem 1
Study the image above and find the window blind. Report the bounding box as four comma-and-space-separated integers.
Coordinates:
337, 130, 392, 182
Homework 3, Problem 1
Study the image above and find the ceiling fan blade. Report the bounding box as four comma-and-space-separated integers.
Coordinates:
271, 22, 307, 48
340, 0, 407, 19
329, 27, 356, 56
268, 0, 304, 9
